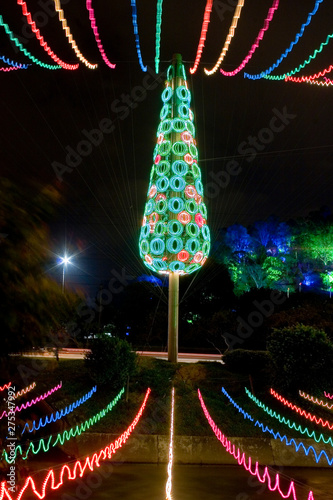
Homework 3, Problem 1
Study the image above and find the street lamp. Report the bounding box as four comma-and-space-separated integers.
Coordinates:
60, 255, 72, 293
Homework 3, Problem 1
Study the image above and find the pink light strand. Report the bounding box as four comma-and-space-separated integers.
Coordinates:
0, 382, 11, 392
86, 0, 115, 69
220, 0, 279, 76
324, 391, 333, 399
0, 382, 62, 419
270, 388, 333, 431
0, 388, 151, 500
189, 0, 213, 74
299, 389, 333, 410
0, 66, 22, 72
17, 0, 79, 70
198, 389, 315, 500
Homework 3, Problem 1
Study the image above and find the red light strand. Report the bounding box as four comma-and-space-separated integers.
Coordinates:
0, 382, 11, 392
189, 0, 213, 75
270, 388, 333, 431
198, 389, 315, 500
17, 0, 78, 70
86, 0, 115, 68
220, 0, 279, 76
0, 388, 151, 500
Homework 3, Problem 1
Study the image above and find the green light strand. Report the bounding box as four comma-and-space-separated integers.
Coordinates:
265, 32, 333, 80
2, 387, 125, 464
245, 388, 333, 447
155, 0, 163, 73
0, 15, 60, 70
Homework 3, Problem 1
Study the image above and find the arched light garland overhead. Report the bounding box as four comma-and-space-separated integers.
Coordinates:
86, 0, 115, 69
14, 382, 36, 399
245, 388, 333, 447
220, 0, 279, 77
53, 0, 98, 69
0, 15, 60, 69
299, 389, 333, 410
270, 388, 333, 430
155, 0, 163, 73
204, 0, 245, 76
130, 0, 147, 72
189, 0, 213, 75
0, 389, 151, 500
244, 0, 324, 80
2, 387, 124, 464
0, 55, 29, 69
166, 387, 175, 500
198, 389, 316, 500
17, 0, 79, 70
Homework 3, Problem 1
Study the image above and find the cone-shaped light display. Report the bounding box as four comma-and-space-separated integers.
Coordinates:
139, 54, 210, 275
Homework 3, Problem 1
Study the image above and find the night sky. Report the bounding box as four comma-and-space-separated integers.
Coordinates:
1, 0, 333, 295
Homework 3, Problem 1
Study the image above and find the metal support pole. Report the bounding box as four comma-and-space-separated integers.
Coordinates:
168, 272, 179, 363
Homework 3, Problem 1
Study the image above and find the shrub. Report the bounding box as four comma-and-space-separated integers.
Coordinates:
223, 349, 273, 377
85, 334, 137, 389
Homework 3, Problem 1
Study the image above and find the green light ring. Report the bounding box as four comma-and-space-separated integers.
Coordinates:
178, 103, 189, 119
158, 119, 172, 135
169, 261, 185, 272
191, 164, 201, 179
159, 140, 171, 156
156, 160, 170, 176
145, 199, 155, 215
202, 225, 210, 241
156, 176, 169, 192
140, 239, 149, 255
176, 85, 190, 102
185, 238, 200, 254
185, 199, 198, 214
185, 263, 201, 274
167, 220, 183, 236
172, 141, 188, 156
160, 104, 170, 120
168, 197, 184, 213
154, 221, 167, 236
172, 118, 186, 133
202, 241, 210, 256
152, 258, 168, 271
195, 179, 203, 195
186, 222, 200, 238
150, 237, 165, 255
162, 86, 173, 102
186, 121, 195, 136
166, 237, 183, 253
141, 224, 150, 239
155, 199, 167, 214
171, 160, 188, 176
199, 203, 207, 218
189, 143, 198, 158
144, 260, 155, 271
170, 175, 186, 192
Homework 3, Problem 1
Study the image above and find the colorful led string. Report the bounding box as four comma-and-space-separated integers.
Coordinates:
21, 385, 97, 434
0, 388, 151, 500
220, 0, 279, 77
0, 56, 28, 71
2, 387, 124, 464
285, 63, 333, 82
270, 388, 333, 431
86, 0, 115, 69
0, 382, 11, 392
14, 382, 36, 399
324, 391, 333, 400
17, 0, 78, 70
198, 389, 315, 500
130, 0, 147, 72
285, 77, 333, 87
299, 389, 333, 410
221, 387, 333, 466
204, 0, 245, 76
245, 388, 333, 447
244, 0, 324, 80
0, 15, 60, 69
166, 387, 174, 500
189, 0, 213, 75
155, 0, 163, 74
0, 382, 62, 420
53, 0, 97, 69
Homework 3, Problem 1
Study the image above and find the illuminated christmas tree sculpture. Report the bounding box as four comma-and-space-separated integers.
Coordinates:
139, 54, 210, 362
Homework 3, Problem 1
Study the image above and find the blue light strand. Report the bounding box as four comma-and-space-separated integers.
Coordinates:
130, 0, 147, 72
244, 0, 324, 80
0, 54, 30, 69
21, 386, 97, 434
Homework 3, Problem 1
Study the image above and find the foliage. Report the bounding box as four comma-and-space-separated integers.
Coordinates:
267, 323, 333, 392
85, 334, 137, 388
223, 349, 273, 378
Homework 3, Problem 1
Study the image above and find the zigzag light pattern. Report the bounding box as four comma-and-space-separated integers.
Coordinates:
285, 76, 333, 86
244, 0, 324, 80
0, 382, 11, 392
53, 0, 97, 69
130, 0, 147, 72
324, 391, 333, 399
0, 66, 22, 72
220, 0, 279, 77
21, 385, 97, 434
2, 387, 124, 464
0, 388, 151, 500
270, 388, 333, 430
245, 388, 333, 447
0, 56, 29, 69
17, 0, 79, 70
222, 387, 333, 466
0, 382, 62, 420
86, 0, 115, 69
204, 0, 245, 76
14, 382, 36, 399
299, 389, 333, 410
155, 0, 163, 74
198, 389, 315, 500
189, 0, 213, 74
